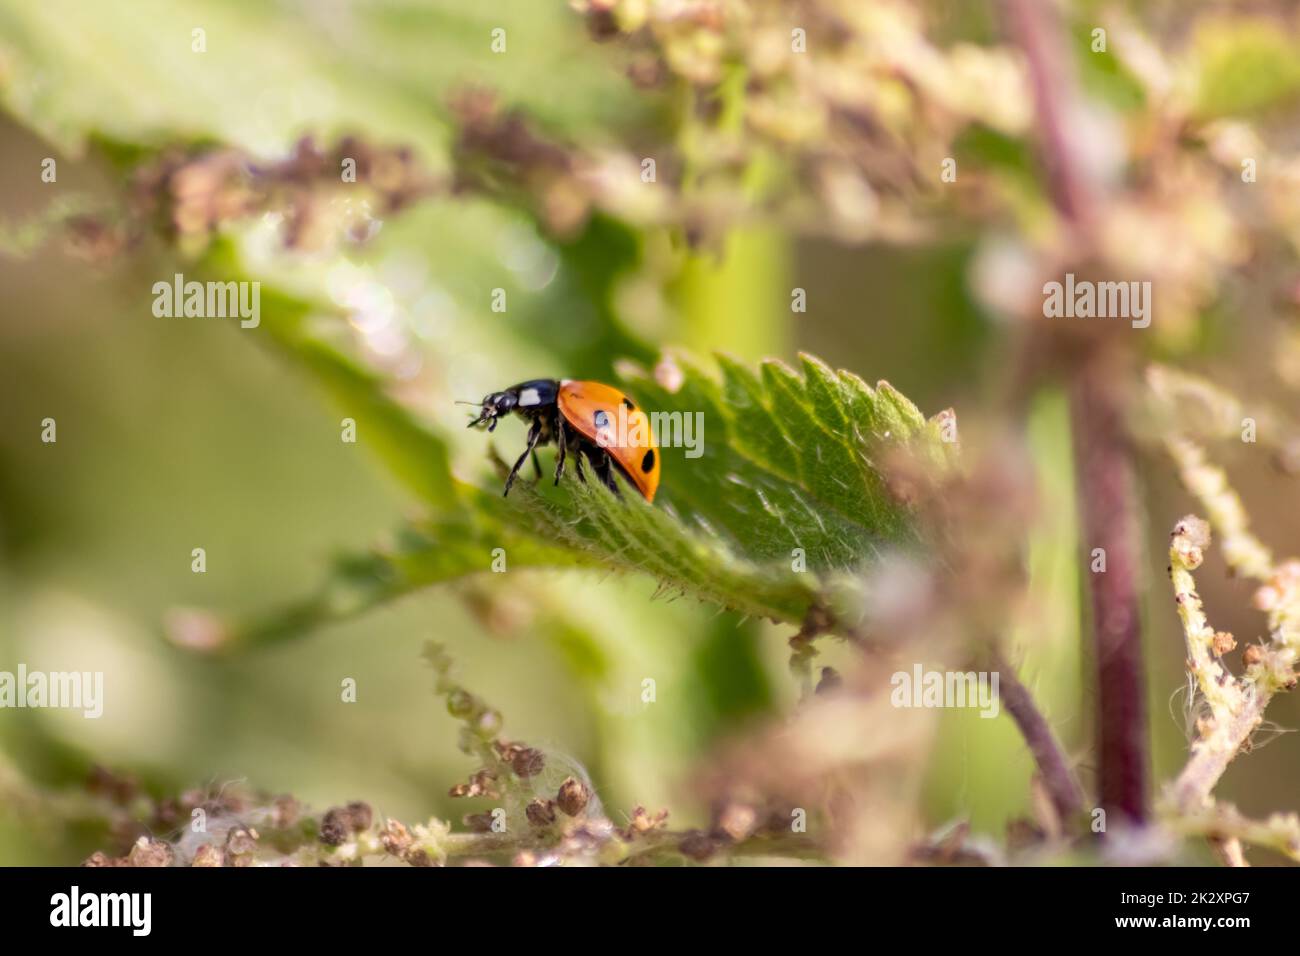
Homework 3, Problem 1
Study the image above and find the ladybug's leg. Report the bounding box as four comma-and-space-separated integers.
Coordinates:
592, 449, 622, 498
553, 414, 568, 485
504, 419, 542, 497
573, 445, 588, 483
530, 449, 542, 480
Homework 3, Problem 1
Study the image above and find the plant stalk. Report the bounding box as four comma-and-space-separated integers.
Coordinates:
1070, 354, 1149, 825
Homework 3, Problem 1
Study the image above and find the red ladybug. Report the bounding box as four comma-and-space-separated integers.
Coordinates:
465, 379, 660, 502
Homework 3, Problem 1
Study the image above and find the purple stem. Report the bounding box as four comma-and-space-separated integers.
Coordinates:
993, 652, 1086, 824
1003, 0, 1150, 825
1070, 356, 1149, 824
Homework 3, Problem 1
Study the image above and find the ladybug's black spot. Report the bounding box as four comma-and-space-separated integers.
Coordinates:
593, 410, 610, 428
641, 449, 655, 473
622, 397, 635, 410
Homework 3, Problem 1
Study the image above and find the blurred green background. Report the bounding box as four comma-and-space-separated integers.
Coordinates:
1, 0, 1297, 865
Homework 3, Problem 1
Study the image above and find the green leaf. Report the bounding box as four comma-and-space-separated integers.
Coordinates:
216, 506, 588, 651
623, 351, 932, 562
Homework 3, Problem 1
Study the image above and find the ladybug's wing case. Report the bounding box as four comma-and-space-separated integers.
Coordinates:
557, 380, 660, 502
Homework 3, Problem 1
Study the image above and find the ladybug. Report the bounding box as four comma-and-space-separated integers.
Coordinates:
465, 379, 660, 502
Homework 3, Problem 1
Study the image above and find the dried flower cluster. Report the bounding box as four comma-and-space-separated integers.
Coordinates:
0, 643, 816, 866
59, 134, 436, 262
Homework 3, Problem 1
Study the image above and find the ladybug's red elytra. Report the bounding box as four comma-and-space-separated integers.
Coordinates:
465, 379, 660, 502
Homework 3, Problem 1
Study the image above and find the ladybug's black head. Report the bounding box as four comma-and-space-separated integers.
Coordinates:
465, 390, 518, 432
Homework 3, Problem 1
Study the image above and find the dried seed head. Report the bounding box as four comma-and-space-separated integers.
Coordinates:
345, 801, 373, 832
623, 805, 669, 837
1243, 644, 1265, 667
679, 831, 716, 861
526, 799, 557, 828
556, 776, 590, 817
469, 770, 500, 798
319, 808, 351, 846
511, 747, 545, 778
126, 837, 174, 868
1211, 631, 1237, 656
191, 844, 224, 867
225, 826, 259, 860
380, 819, 412, 856
320, 801, 373, 845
